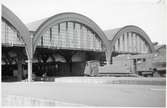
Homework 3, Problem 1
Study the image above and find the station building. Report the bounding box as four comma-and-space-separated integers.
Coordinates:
1, 5, 111, 81
26, 12, 111, 78
2, 5, 163, 81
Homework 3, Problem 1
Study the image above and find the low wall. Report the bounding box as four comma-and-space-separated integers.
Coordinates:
54, 77, 166, 85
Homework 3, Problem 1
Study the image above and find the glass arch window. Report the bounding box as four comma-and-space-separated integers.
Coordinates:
1, 19, 24, 46
37, 21, 103, 51
113, 32, 150, 54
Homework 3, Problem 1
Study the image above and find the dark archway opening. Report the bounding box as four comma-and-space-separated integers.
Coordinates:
32, 47, 105, 80
2, 46, 28, 82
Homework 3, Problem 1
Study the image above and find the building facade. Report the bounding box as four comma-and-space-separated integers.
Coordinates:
2, 5, 165, 81
27, 13, 111, 78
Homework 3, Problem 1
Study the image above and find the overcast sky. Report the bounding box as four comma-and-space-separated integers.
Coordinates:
2, 0, 166, 44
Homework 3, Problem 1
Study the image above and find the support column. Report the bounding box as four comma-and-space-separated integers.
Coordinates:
26, 33, 33, 82
28, 59, 32, 82
65, 56, 73, 75
59, 50, 77, 75
17, 58, 23, 81
17, 51, 23, 81
105, 50, 111, 65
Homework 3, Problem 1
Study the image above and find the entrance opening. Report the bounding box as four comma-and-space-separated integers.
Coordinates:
2, 46, 27, 82
32, 48, 105, 80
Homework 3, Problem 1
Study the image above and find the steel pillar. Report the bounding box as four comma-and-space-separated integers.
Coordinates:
27, 59, 32, 82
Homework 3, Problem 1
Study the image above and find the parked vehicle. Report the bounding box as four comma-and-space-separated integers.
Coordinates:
131, 54, 166, 77
84, 60, 99, 76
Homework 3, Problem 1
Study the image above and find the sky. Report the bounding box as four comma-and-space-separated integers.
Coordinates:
1, 0, 167, 44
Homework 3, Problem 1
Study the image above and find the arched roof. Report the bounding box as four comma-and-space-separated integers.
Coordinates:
104, 25, 155, 53
2, 5, 32, 59
27, 12, 111, 54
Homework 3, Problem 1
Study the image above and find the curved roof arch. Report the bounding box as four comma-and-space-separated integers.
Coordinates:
2, 5, 32, 59
27, 12, 111, 54
104, 25, 155, 53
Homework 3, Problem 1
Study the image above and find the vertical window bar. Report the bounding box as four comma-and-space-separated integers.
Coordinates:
50, 28, 52, 41
41, 36, 43, 46
65, 22, 68, 47
5, 21, 9, 43
58, 24, 60, 34
73, 22, 75, 48
73, 22, 75, 29
66, 21, 68, 31
118, 38, 120, 52
4, 21, 7, 43
58, 24, 60, 47
80, 24, 82, 29
80, 23, 82, 48
127, 32, 129, 52
122, 34, 124, 51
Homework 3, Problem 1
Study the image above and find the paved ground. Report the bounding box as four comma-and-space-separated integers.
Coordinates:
1, 77, 166, 107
